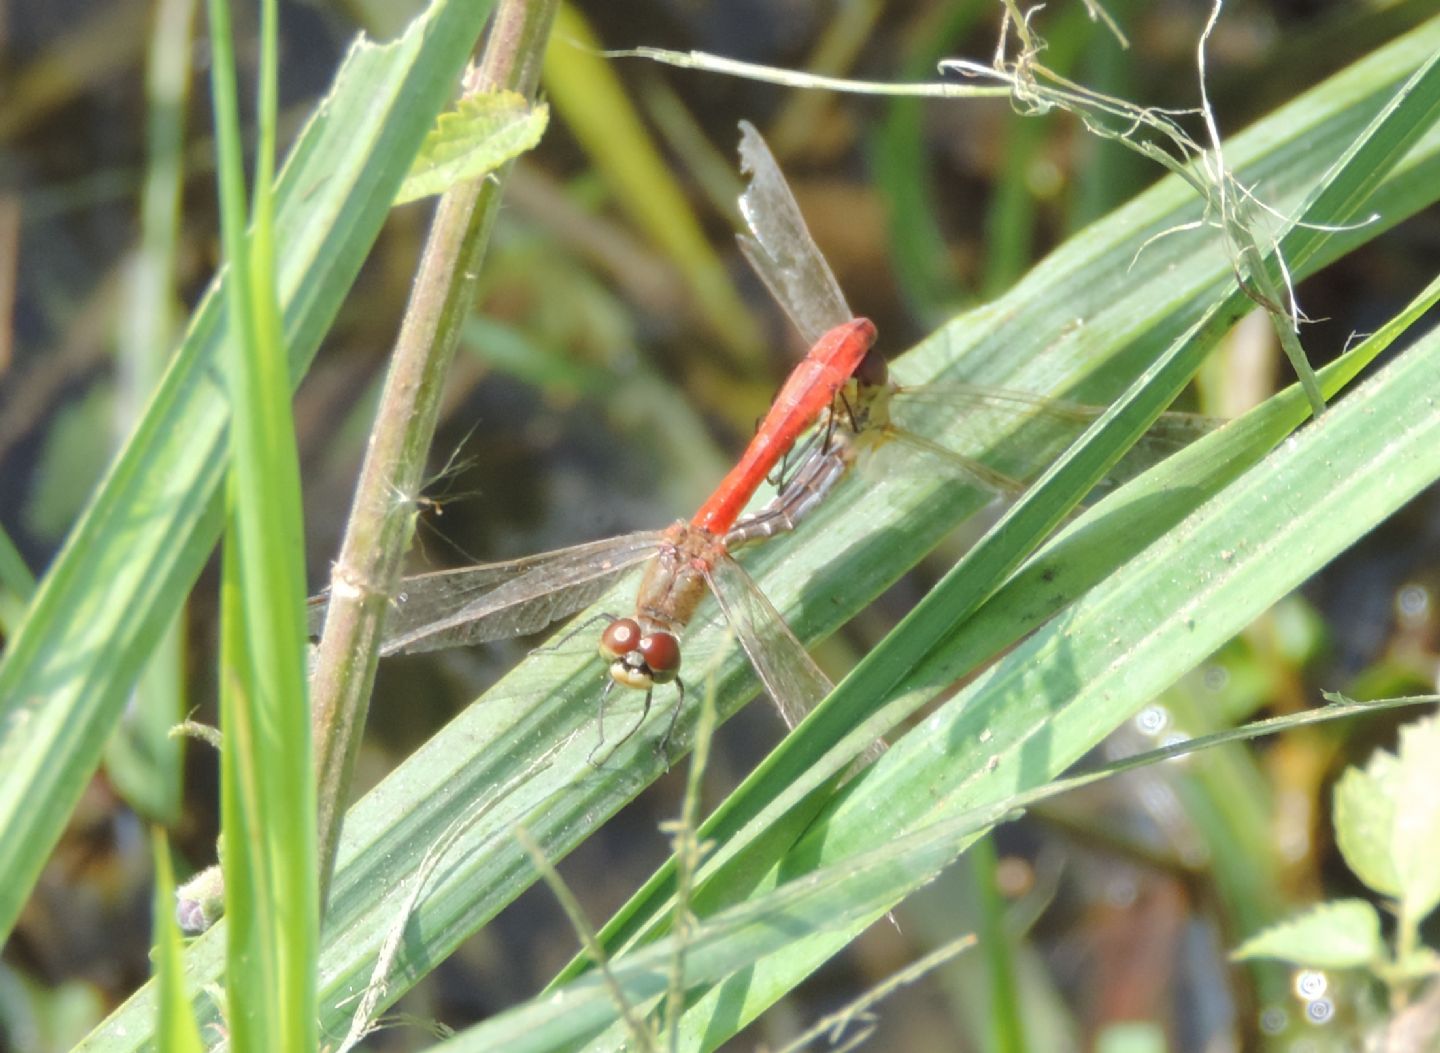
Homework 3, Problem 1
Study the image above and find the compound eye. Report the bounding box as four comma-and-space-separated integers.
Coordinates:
599, 618, 642, 660
855, 345, 888, 389
637, 632, 681, 683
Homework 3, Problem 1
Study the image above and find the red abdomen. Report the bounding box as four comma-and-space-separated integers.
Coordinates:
691, 317, 876, 536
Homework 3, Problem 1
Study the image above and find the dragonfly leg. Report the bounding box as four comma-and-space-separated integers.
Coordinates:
768, 426, 824, 490
656, 675, 687, 759
535, 611, 618, 655
588, 679, 616, 765
587, 681, 654, 766
834, 387, 860, 435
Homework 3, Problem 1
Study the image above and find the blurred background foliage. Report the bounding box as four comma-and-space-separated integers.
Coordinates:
1, 0, 1438, 1050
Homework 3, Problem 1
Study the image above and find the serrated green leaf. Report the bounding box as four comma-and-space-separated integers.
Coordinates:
1334, 753, 1403, 897
1393, 714, 1440, 923
1333, 713, 1440, 919
395, 92, 548, 205
1232, 899, 1384, 968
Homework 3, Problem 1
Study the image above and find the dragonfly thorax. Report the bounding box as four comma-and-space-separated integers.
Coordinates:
599, 617, 681, 689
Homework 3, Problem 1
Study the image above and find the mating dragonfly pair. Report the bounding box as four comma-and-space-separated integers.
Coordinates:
310, 122, 1212, 755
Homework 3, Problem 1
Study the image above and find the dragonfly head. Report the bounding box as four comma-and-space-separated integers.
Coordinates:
599, 618, 681, 689
855, 343, 888, 390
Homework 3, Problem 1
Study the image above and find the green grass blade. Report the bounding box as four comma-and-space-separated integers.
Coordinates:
0, 0, 498, 942
205, 0, 316, 1045
430, 699, 1430, 1052
150, 830, 204, 1053
102, 0, 197, 827
0, 523, 35, 638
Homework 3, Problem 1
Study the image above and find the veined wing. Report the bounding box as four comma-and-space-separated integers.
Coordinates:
886, 381, 1224, 489
309, 531, 663, 656
736, 120, 853, 347
891, 381, 1221, 446
868, 425, 1030, 499
703, 550, 833, 731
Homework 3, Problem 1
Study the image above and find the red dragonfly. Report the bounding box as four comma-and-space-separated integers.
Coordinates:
313, 123, 1211, 751
312, 138, 878, 749
726, 120, 1215, 547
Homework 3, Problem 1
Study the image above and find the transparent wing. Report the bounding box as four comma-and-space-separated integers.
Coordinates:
888, 382, 1224, 488
308, 531, 663, 656
736, 120, 853, 346
704, 550, 833, 730
870, 426, 1030, 498
892, 382, 1221, 445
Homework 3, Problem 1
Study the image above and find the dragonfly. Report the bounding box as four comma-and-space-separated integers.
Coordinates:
312, 122, 1212, 753
311, 190, 878, 751
725, 120, 1217, 549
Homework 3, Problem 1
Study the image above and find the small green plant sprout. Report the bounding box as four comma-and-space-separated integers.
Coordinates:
394, 91, 549, 206
1234, 711, 1440, 1026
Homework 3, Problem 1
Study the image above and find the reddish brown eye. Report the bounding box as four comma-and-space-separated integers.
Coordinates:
637, 632, 681, 683
855, 344, 888, 389
599, 618, 642, 660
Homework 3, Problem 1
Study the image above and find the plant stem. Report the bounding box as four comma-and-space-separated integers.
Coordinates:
310, 0, 559, 915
